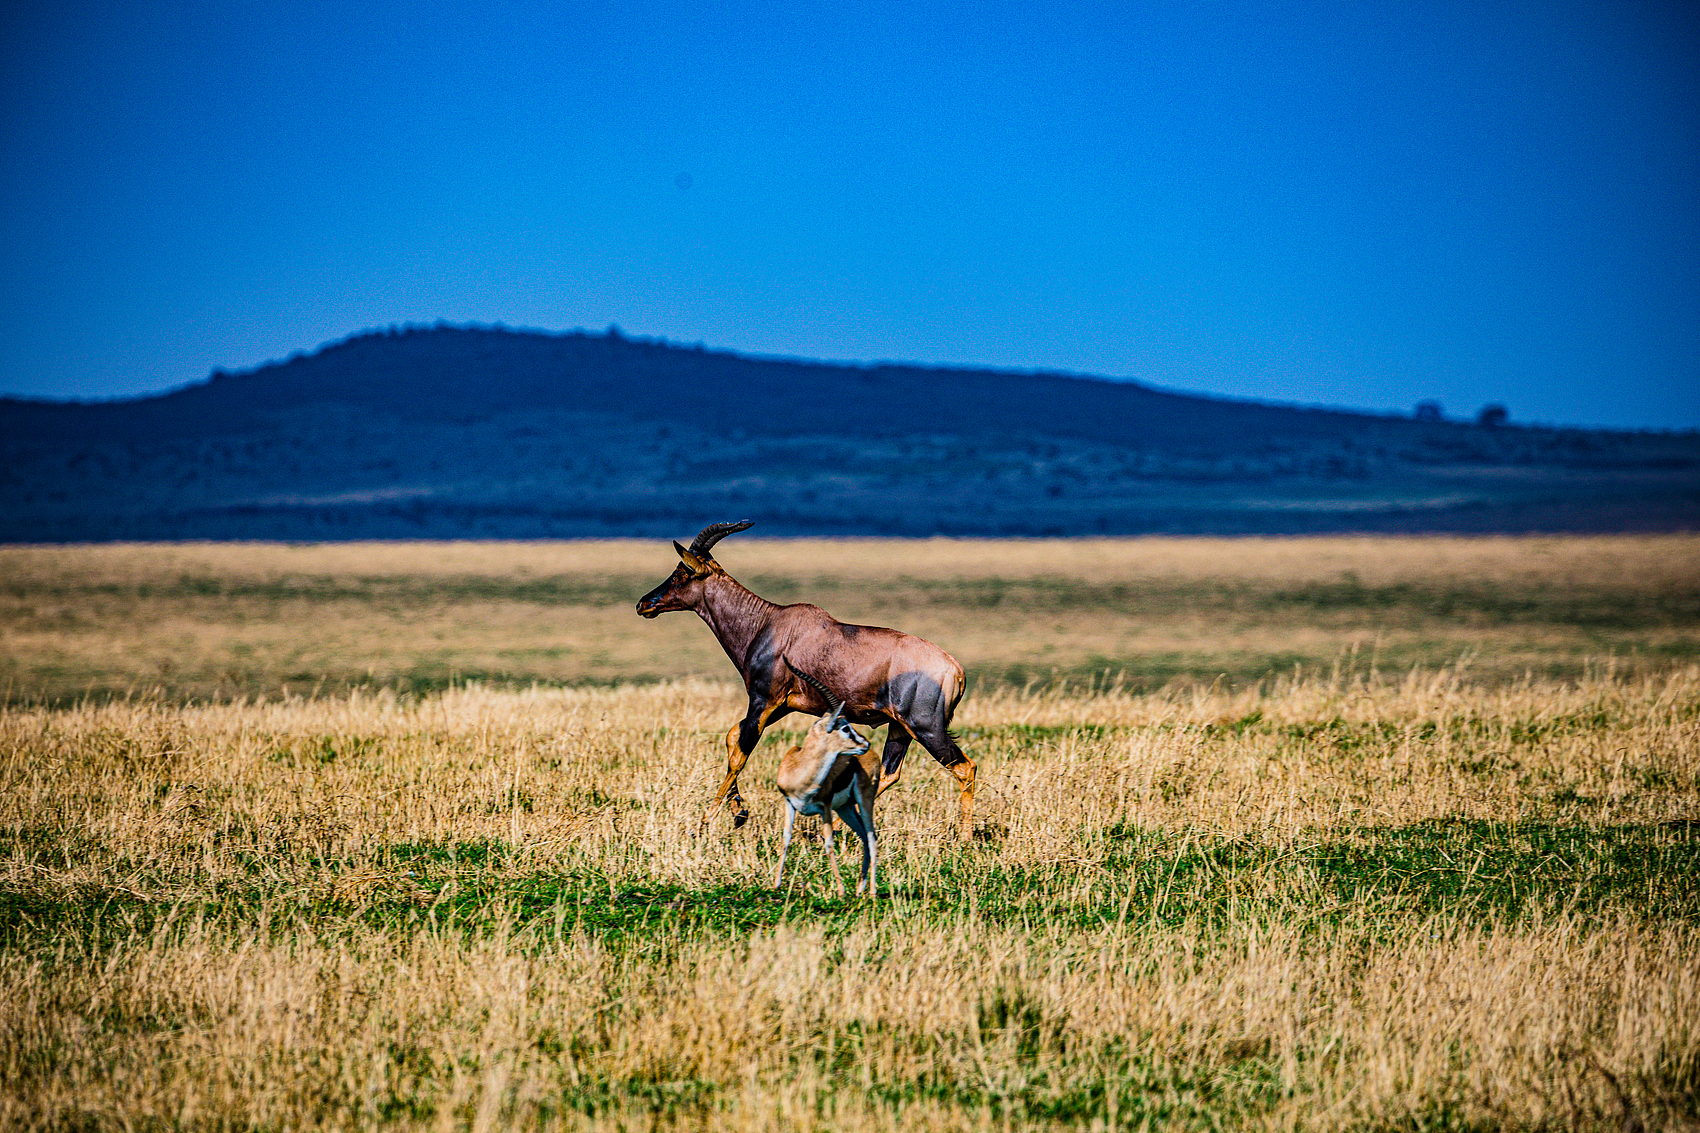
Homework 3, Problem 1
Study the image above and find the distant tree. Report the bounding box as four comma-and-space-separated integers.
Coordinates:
1414, 400, 1443, 421
1477, 403, 1509, 427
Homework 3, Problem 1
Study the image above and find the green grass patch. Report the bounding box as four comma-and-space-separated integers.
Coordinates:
7, 820, 1693, 964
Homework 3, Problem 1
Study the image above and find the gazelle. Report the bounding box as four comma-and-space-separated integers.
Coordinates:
773, 662, 878, 898
635, 520, 975, 840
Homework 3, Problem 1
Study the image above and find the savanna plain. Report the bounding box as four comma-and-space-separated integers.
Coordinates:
2, 536, 1698, 1131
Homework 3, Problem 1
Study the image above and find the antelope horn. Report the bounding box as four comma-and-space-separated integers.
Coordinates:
784, 657, 843, 718
688, 519, 753, 558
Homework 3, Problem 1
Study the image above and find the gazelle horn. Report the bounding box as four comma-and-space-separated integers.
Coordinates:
785, 658, 843, 721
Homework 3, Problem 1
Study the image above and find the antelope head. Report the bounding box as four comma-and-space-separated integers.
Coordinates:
636, 520, 753, 618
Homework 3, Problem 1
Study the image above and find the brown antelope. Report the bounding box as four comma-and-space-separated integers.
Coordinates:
773, 661, 878, 897
635, 521, 976, 839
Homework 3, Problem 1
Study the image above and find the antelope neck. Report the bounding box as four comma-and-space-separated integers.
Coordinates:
692, 574, 780, 677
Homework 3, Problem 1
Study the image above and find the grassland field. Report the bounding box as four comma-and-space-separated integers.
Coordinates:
1, 536, 1697, 1131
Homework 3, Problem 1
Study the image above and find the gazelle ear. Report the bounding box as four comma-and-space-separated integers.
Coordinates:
673, 541, 710, 575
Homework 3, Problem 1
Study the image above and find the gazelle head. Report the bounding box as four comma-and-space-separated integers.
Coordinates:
636, 520, 753, 618
803, 702, 871, 761
789, 661, 870, 758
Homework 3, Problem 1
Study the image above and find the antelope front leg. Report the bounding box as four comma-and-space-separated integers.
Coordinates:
705, 701, 774, 830
703, 723, 752, 830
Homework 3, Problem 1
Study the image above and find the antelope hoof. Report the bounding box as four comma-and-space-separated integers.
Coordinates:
732, 806, 750, 828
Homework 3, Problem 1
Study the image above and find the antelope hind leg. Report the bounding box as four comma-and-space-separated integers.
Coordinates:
914, 722, 974, 842
873, 725, 911, 799
884, 714, 975, 842
948, 756, 976, 842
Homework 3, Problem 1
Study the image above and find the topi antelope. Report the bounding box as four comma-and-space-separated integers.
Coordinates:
635, 520, 976, 839
773, 661, 878, 897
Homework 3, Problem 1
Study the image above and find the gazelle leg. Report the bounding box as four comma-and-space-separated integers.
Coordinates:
835, 793, 875, 898
867, 822, 878, 898
820, 814, 847, 897
861, 774, 878, 897
773, 802, 797, 889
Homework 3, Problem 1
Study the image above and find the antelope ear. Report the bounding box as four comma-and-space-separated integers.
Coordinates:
673, 541, 710, 575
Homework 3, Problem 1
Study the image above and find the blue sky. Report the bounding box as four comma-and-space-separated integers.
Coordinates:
2, 0, 1695, 428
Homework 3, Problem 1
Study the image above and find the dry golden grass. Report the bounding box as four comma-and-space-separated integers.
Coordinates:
2, 671, 1698, 1130
2, 535, 1697, 702
1, 538, 1698, 1130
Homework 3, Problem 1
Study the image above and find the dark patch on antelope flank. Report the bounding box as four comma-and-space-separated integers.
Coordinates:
741, 624, 779, 685
874, 671, 968, 769
876, 669, 951, 722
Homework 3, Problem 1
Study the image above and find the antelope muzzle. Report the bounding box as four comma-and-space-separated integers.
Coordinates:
636, 575, 683, 618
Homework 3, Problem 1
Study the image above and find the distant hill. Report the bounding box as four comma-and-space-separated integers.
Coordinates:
3, 324, 1697, 540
